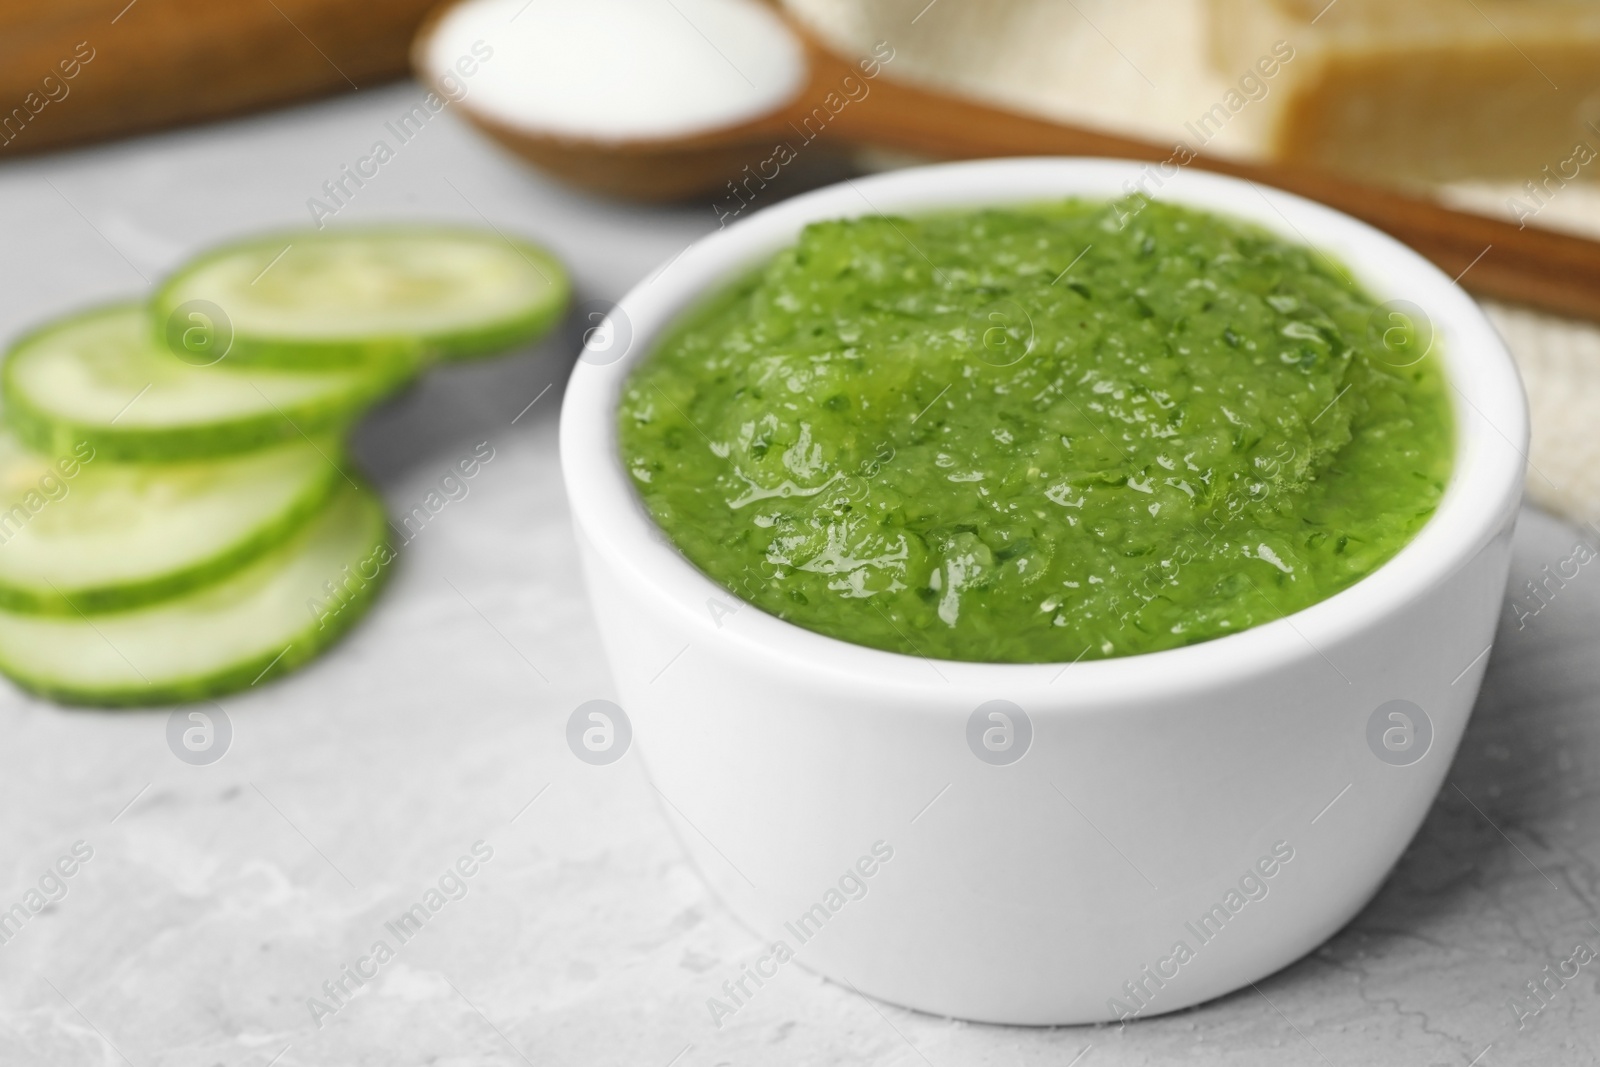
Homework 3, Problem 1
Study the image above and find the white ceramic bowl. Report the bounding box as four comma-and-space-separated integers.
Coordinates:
559, 158, 1527, 1025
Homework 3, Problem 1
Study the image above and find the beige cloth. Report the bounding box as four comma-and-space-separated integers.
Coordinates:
785, 0, 1600, 523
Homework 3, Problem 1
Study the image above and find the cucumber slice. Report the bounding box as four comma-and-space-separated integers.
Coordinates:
0, 430, 342, 614
152, 227, 570, 366
4, 304, 410, 461
0, 483, 393, 706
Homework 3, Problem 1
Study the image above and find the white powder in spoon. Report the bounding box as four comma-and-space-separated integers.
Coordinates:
424, 0, 807, 142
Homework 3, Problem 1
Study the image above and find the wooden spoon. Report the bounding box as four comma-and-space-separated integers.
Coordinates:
415, 3, 1600, 323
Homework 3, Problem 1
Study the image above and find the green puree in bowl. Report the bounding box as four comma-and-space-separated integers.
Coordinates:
619, 199, 1453, 663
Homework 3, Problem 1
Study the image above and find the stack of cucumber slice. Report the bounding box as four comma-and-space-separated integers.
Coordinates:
0, 227, 568, 707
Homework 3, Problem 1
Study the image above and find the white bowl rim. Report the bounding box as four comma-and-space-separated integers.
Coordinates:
559, 157, 1529, 704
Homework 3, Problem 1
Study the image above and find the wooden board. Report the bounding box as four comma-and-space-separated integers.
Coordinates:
0, 0, 439, 157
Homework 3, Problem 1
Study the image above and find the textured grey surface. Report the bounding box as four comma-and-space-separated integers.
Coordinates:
0, 82, 1597, 1067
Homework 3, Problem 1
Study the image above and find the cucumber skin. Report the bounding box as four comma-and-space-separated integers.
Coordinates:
0, 486, 397, 707
150, 227, 572, 367
1, 351, 414, 462
0, 461, 343, 616
424, 280, 570, 362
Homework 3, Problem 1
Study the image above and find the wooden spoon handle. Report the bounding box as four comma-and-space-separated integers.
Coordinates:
815, 42, 1600, 323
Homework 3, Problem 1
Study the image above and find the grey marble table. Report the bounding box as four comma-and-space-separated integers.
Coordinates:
0, 81, 1596, 1067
